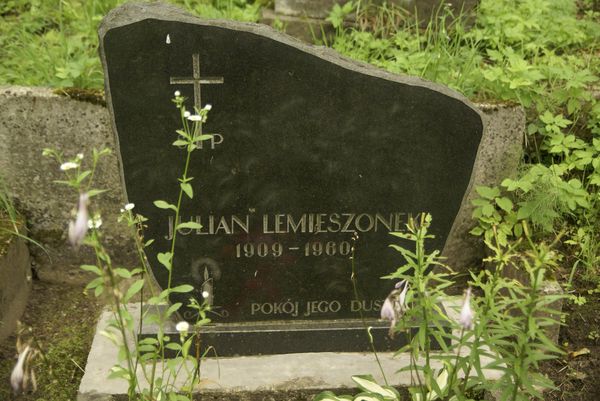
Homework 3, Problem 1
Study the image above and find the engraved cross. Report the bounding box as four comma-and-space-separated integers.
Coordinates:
170, 53, 224, 111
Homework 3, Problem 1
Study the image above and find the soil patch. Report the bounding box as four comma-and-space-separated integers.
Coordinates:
542, 284, 600, 401
0, 279, 101, 400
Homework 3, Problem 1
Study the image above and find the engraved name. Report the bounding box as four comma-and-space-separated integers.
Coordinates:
165, 212, 408, 239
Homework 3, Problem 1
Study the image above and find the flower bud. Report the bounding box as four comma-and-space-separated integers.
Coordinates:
68, 193, 89, 247
458, 288, 474, 330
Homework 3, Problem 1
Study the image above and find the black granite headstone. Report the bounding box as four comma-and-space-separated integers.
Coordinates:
100, 2, 483, 354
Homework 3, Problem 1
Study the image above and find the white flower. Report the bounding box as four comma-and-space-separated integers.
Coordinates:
174, 90, 180, 97
60, 162, 79, 171
183, 111, 191, 118
458, 288, 474, 330
175, 321, 190, 333
87, 215, 102, 229
76, 153, 84, 160
124, 203, 135, 211
187, 114, 203, 122
202, 290, 210, 299
203, 104, 212, 111
166, 34, 171, 44
68, 193, 89, 247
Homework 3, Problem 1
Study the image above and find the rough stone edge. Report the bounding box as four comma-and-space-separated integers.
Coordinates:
442, 103, 526, 274
0, 236, 31, 341
98, 2, 483, 115
0, 86, 62, 98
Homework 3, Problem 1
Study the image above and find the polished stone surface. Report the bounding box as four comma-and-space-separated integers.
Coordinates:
100, 3, 483, 330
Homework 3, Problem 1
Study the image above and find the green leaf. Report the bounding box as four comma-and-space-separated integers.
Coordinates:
195, 134, 214, 142
166, 342, 182, 351
170, 284, 194, 293
172, 139, 188, 147
123, 279, 145, 303
313, 393, 353, 401
76, 170, 91, 184
108, 366, 131, 380
81, 264, 102, 275
157, 252, 173, 271
176, 129, 190, 139
113, 268, 133, 279
495, 197, 513, 212
475, 186, 500, 200
87, 189, 108, 198
352, 376, 397, 399
354, 393, 385, 401
154, 200, 177, 211
176, 221, 202, 230
85, 277, 103, 290
481, 203, 494, 217
180, 182, 193, 199
470, 226, 484, 236
166, 302, 182, 317
516, 204, 533, 220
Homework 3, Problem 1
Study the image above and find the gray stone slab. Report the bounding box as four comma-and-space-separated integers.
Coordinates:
78, 299, 502, 400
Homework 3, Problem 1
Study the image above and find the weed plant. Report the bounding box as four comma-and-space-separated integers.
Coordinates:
0, 175, 46, 252
37, 95, 215, 400
316, 215, 564, 401
0, 176, 20, 239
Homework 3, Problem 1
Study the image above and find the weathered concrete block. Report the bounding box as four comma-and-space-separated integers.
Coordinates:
0, 86, 137, 283
273, 0, 478, 22
275, 0, 342, 19
0, 236, 31, 341
261, 8, 336, 43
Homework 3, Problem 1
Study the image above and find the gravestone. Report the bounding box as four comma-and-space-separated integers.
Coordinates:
99, 2, 483, 355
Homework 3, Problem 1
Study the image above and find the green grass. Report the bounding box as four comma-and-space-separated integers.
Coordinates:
327, 0, 599, 104
0, 0, 262, 89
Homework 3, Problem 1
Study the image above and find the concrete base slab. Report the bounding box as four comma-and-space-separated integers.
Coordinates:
78, 298, 501, 400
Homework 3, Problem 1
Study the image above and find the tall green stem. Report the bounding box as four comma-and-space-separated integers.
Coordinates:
349, 239, 388, 386
166, 147, 193, 291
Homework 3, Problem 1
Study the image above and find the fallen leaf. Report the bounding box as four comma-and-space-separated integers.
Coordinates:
569, 348, 591, 358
